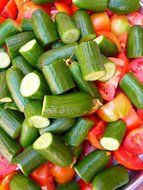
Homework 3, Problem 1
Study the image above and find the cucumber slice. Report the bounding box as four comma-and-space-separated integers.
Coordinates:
0, 52, 11, 69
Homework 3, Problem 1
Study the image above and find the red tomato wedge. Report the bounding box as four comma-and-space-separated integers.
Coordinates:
124, 128, 143, 155
14, 0, 30, 10
71, 3, 79, 14
0, 0, 9, 12
123, 108, 142, 130
0, 15, 6, 24
54, 2, 72, 15
114, 144, 143, 170
137, 109, 143, 121
0, 171, 17, 190
118, 34, 128, 51
128, 12, 143, 26
31, 162, 55, 190
130, 58, 143, 83
78, 179, 92, 190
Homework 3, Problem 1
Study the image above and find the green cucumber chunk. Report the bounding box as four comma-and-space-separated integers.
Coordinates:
56, 181, 80, 190
21, 18, 33, 31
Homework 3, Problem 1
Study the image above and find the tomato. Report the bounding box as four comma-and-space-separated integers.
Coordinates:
0, 171, 17, 190
58, 0, 72, 6
54, 2, 72, 15
0, 155, 17, 181
78, 179, 92, 190
51, 165, 75, 184
123, 108, 142, 130
137, 109, 143, 121
114, 144, 143, 170
128, 12, 143, 26
97, 93, 132, 122
31, 162, 55, 190
110, 14, 131, 37
88, 120, 106, 149
118, 34, 128, 51
96, 31, 121, 52
0, 0, 9, 12
130, 58, 143, 83
106, 9, 114, 17
81, 140, 96, 157
90, 12, 110, 32
14, 0, 30, 10
71, 3, 79, 14
0, 15, 6, 24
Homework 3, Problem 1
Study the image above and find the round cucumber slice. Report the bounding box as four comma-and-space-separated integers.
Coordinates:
100, 137, 120, 151
33, 132, 52, 149
0, 52, 11, 69
29, 116, 50, 129
84, 71, 106, 81
19, 39, 36, 52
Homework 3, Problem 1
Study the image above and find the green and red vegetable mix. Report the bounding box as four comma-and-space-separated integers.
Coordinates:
0, 0, 143, 189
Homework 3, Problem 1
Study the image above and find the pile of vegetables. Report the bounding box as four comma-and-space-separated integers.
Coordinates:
0, 0, 143, 189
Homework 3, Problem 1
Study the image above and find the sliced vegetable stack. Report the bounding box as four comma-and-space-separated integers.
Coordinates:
0, 0, 143, 190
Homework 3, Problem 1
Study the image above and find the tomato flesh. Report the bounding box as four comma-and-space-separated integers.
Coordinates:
130, 58, 143, 83
127, 12, 143, 26
0, 171, 17, 190
78, 179, 92, 190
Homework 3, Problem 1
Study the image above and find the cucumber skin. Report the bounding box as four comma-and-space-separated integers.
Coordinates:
32, 9, 59, 47
6, 68, 30, 112
40, 118, 75, 135
4, 102, 19, 111
0, 18, 21, 46
12, 146, 46, 176
12, 56, 34, 75
10, 173, 41, 190
73, 10, 95, 38
56, 181, 80, 190
120, 72, 143, 109
64, 118, 93, 147
52, 41, 64, 49
92, 165, 129, 190
42, 60, 75, 95
32, 0, 53, 4
20, 120, 39, 148
37, 43, 78, 70
108, 0, 140, 14
21, 18, 33, 31
0, 128, 21, 161
73, 0, 108, 12
74, 150, 111, 183
6, 32, 35, 59
42, 92, 93, 118
127, 25, 143, 58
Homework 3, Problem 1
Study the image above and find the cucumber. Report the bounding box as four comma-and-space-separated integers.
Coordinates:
24, 100, 50, 129
6, 68, 30, 112
98, 55, 116, 82
42, 92, 95, 118
0, 127, 21, 161
12, 56, 34, 75
56, 181, 80, 190
32, 0, 53, 4
100, 120, 126, 151
92, 165, 129, 190
55, 12, 80, 44
74, 150, 111, 183
0, 70, 12, 103
37, 43, 78, 69
21, 18, 33, 31
12, 146, 46, 176
68, 61, 103, 101
4, 102, 19, 111
63, 117, 93, 147
73, 10, 95, 39
108, 0, 140, 14
127, 25, 143, 58
0, 18, 21, 45
75, 41, 106, 81
0, 51, 11, 69
73, 0, 108, 12
33, 132, 73, 167
119, 72, 143, 109
42, 60, 75, 95
20, 120, 39, 148
32, 9, 59, 47
40, 118, 75, 135
0, 105, 23, 139
94, 35, 118, 57
6, 32, 35, 59
72, 145, 83, 159
19, 39, 44, 68
79, 34, 96, 43
10, 173, 41, 190
20, 70, 50, 99
52, 41, 64, 49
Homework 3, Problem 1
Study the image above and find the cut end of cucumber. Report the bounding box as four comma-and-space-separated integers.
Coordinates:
19, 39, 36, 52
0, 52, 11, 69
0, 97, 12, 103
33, 132, 52, 150
20, 72, 40, 97
94, 35, 105, 44
100, 137, 120, 151
62, 29, 80, 44
30, 116, 50, 129
84, 71, 106, 81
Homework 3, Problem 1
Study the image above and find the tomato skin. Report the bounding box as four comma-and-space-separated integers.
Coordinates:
97, 93, 132, 122
91, 12, 110, 32
114, 144, 143, 170
14, 0, 30, 10
130, 58, 143, 83
31, 162, 55, 190
71, 3, 79, 14
127, 12, 143, 26
54, 2, 72, 15
51, 165, 75, 184
0, 0, 9, 12
118, 34, 128, 51
78, 179, 92, 190
137, 109, 143, 121
0, 171, 17, 190
0, 15, 6, 24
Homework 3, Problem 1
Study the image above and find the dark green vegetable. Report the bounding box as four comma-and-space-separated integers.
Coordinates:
52, 41, 65, 49
64, 117, 93, 147
33, 132, 73, 167
21, 18, 33, 31
0, 127, 21, 161
56, 181, 80, 190
4, 102, 19, 111
42, 60, 75, 95
74, 150, 111, 183
12, 146, 46, 176
92, 165, 129, 190
32, 9, 59, 47
120, 72, 143, 109
32, 0, 53, 4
